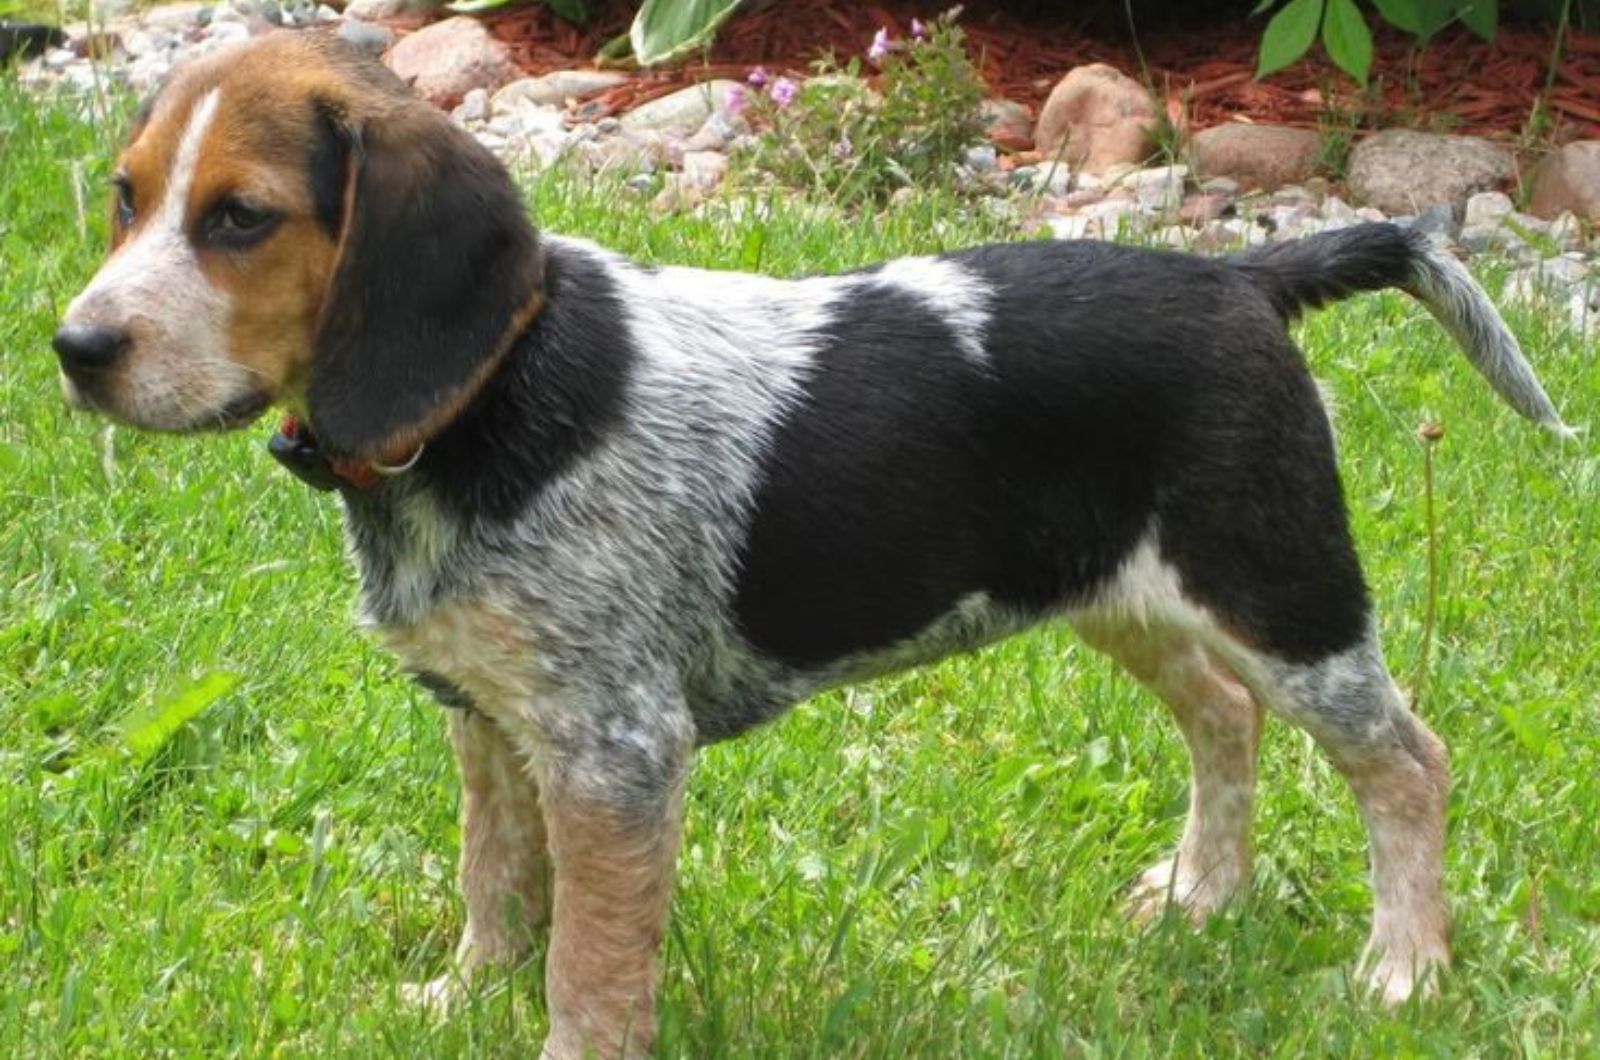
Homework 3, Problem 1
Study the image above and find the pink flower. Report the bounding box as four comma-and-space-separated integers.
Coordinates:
868, 27, 892, 62
725, 84, 747, 115
770, 76, 799, 108
832, 135, 853, 161
746, 65, 770, 87
910, 18, 928, 38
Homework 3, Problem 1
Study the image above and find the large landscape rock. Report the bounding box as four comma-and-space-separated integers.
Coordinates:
1190, 123, 1321, 191
344, 0, 437, 19
620, 80, 740, 137
1034, 63, 1156, 176
1528, 141, 1600, 220
494, 69, 628, 108
1347, 129, 1514, 215
385, 16, 518, 109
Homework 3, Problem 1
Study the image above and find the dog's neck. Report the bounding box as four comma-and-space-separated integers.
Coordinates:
328, 238, 635, 619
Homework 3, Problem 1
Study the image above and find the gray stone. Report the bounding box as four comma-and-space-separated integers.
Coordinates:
681, 150, 728, 189
682, 111, 742, 152
1463, 190, 1514, 229
493, 70, 628, 109
1123, 163, 1187, 211
1190, 123, 1322, 191
1412, 203, 1458, 239
979, 97, 1031, 147
1549, 211, 1583, 250
143, 2, 212, 29
1348, 130, 1514, 215
963, 143, 997, 173
1013, 162, 1070, 196
231, 0, 281, 23
1323, 196, 1358, 227
1047, 214, 1093, 240
205, 20, 250, 43
1034, 63, 1157, 176
335, 17, 393, 54
454, 87, 490, 124
344, 0, 437, 17
385, 16, 519, 109
620, 80, 741, 137
1529, 141, 1600, 220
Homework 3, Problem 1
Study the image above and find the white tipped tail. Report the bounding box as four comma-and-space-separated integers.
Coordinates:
1403, 241, 1576, 438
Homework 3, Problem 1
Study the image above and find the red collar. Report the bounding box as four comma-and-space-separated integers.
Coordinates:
267, 415, 424, 492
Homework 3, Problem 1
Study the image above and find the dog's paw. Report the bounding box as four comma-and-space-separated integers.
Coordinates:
400, 973, 465, 1016
1125, 854, 1245, 926
1359, 942, 1448, 1007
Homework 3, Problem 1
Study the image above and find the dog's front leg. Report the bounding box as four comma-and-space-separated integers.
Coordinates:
535, 700, 692, 1060
406, 709, 551, 1010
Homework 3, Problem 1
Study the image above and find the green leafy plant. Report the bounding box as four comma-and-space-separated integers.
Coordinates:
732, 11, 986, 206
444, 0, 744, 67
1254, 0, 1499, 84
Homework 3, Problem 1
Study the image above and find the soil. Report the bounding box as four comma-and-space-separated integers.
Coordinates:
430, 0, 1600, 148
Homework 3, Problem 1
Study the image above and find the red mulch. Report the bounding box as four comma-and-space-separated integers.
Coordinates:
401, 0, 1600, 145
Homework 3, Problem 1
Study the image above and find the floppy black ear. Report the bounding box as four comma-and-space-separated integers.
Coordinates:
308, 103, 544, 461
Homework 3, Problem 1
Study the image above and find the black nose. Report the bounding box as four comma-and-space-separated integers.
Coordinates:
52, 323, 129, 373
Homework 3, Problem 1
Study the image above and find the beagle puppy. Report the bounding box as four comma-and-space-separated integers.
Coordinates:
53, 32, 1570, 1060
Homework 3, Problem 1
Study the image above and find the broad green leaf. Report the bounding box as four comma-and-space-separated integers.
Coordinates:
1459, 0, 1498, 40
118, 671, 238, 763
630, 0, 744, 67
448, 0, 586, 20
1373, 0, 1453, 37
1322, 0, 1374, 83
1256, 0, 1325, 78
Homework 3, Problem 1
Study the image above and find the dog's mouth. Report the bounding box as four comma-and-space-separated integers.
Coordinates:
62, 380, 274, 435
206, 389, 274, 432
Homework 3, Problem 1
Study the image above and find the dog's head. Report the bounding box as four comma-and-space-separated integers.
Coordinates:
53, 32, 543, 462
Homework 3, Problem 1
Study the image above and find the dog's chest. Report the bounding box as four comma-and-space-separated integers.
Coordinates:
380, 598, 545, 719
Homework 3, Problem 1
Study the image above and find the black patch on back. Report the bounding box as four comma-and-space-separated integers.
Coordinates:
734, 239, 1372, 669
415, 241, 635, 523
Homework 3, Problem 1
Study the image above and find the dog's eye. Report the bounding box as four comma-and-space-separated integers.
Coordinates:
112, 175, 134, 228
204, 197, 280, 248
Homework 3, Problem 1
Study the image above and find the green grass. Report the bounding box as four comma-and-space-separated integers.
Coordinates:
3, 78, 1599, 1058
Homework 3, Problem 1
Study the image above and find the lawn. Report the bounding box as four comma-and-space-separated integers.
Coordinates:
2, 78, 1598, 1058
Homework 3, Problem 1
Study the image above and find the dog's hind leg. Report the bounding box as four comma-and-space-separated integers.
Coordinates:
1072, 619, 1262, 923
1239, 632, 1451, 1005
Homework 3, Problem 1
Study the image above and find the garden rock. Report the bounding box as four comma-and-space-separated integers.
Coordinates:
681, 150, 728, 190
1190, 123, 1321, 191
385, 16, 518, 109
335, 17, 393, 54
142, 2, 211, 29
495, 69, 628, 108
620, 80, 740, 138
1034, 63, 1156, 176
345, 0, 437, 18
980, 97, 1031, 149
1121, 164, 1187, 212
1528, 141, 1600, 220
1464, 190, 1514, 229
1347, 130, 1514, 215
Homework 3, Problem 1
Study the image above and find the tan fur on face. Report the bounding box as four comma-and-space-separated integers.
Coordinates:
61, 35, 449, 430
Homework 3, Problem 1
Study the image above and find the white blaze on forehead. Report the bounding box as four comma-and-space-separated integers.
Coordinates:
68, 87, 223, 317
155, 87, 222, 232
